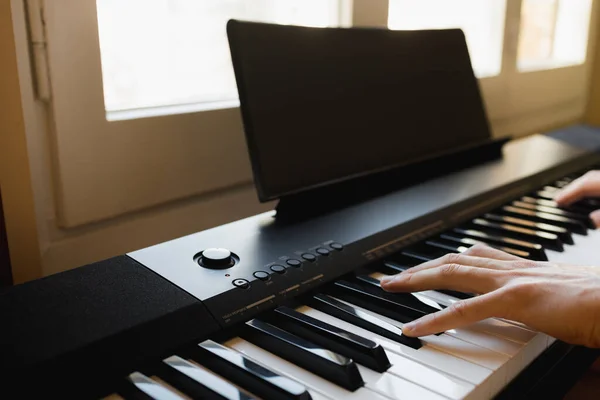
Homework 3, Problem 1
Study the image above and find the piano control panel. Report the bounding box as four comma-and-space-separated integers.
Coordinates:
128, 133, 599, 328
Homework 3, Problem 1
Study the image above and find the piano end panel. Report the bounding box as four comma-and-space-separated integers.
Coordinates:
0, 255, 220, 397
496, 340, 600, 400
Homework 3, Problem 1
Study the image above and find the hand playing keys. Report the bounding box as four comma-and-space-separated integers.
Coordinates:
381, 171, 600, 348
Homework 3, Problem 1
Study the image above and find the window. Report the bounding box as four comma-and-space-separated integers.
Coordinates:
38, 0, 597, 228
518, 0, 593, 71
96, 0, 346, 116
388, 0, 507, 78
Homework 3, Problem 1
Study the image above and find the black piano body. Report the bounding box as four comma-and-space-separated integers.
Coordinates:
2, 125, 600, 399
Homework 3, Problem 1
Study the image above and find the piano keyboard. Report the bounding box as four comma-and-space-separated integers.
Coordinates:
103, 169, 599, 399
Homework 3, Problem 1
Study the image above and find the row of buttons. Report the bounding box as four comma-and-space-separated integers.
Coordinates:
231, 242, 344, 289
302, 242, 343, 261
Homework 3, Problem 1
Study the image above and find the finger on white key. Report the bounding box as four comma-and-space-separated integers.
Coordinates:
336, 301, 513, 396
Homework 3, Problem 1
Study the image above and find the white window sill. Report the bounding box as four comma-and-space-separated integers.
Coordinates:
106, 99, 241, 122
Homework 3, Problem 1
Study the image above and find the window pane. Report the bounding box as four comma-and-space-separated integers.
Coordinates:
387, 0, 507, 78
518, 0, 592, 71
96, 0, 344, 112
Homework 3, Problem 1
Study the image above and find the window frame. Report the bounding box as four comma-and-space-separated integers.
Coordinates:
41, 0, 598, 228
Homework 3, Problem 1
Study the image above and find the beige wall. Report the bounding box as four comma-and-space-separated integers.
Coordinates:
2, 1, 273, 283
0, 1, 43, 282
587, 8, 600, 125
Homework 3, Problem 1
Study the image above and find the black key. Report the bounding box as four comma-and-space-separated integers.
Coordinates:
241, 319, 363, 391
451, 229, 548, 260
511, 201, 595, 229
470, 218, 564, 251
500, 206, 587, 235
379, 261, 410, 274
437, 235, 533, 259
120, 372, 187, 400
307, 293, 422, 349
159, 355, 255, 400
266, 306, 391, 372
324, 279, 431, 323
483, 213, 573, 245
407, 241, 459, 258
423, 240, 467, 254
391, 250, 432, 267
436, 289, 477, 300
580, 198, 600, 208
521, 196, 593, 216
190, 339, 312, 400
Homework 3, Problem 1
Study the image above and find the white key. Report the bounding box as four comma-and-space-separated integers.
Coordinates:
417, 289, 535, 336
415, 275, 553, 350
413, 291, 548, 382
358, 365, 446, 400
344, 301, 510, 370
267, 310, 446, 399
369, 273, 528, 342
468, 319, 536, 344
376, 273, 549, 350
369, 272, 551, 387
546, 229, 600, 266
321, 297, 492, 382
367, 273, 525, 354
414, 290, 548, 351
328, 296, 514, 396
127, 372, 188, 400
544, 230, 599, 347
299, 306, 479, 400
309, 390, 335, 400
445, 327, 522, 357
226, 337, 406, 400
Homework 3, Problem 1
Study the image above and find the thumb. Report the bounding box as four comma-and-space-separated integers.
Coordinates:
590, 210, 600, 228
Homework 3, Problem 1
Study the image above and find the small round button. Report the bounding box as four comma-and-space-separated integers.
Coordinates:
330, 242, 344, 251
316, 247, 330, 256
286, 259, 302, 268
200, 248, 234, 269
253, 271, 270, 281
270, 264, 286, 274
302, 253, 317, 262
232, 278, 250, 289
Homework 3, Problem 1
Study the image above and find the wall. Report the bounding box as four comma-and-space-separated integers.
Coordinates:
0, 0, 43, 283
587, 8, 600, 126
5, 0, 275, 283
